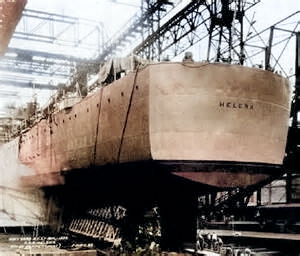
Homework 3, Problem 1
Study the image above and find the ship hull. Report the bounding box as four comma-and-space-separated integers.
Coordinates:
0, 62, 291, 248
14, 62, 291, 189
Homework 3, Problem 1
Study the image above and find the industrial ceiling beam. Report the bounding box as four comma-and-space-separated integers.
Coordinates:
0, 79, 56, 90
0, 8, 104, 91
6, 47, 99, 63
15, 9, 103, 54
0, 47, 98, 79
96, 0, 174, 61
133, 0, 260, 62
133, 1, 207, 60
0, 55, 72, 78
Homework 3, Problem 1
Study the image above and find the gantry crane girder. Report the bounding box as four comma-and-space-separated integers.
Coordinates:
14, 9, 103, 53
133, 0, 207, 60
132, 0, 259, 62
96, 0, 174, 61
0, 8, 103, 90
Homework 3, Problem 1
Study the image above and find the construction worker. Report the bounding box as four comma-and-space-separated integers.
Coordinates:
196, 229, 204, 251
206, 232, 212, 249
212, 232, 218, 250
217, 237, 223, 252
